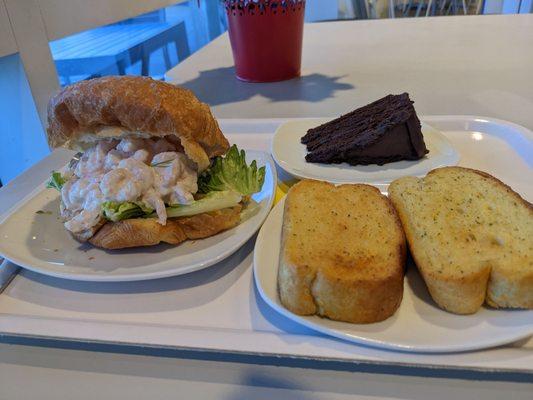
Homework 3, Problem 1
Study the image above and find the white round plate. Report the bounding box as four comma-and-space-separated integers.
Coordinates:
0, 151, 276, 282
272, 118, 459, 184
253, 198, 533, 353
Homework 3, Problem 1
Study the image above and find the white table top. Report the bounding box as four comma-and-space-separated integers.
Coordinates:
166, 14, 533, 131
3, 14, 533, 399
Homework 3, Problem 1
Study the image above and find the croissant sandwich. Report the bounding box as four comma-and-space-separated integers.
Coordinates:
45, 76, 265, 249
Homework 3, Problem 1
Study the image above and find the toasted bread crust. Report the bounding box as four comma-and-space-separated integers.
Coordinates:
278, 180, 406, 323
418, 259, 491, 314
46, 76, 229, 171
389, 167, 533, 314
86, 205, 242, 249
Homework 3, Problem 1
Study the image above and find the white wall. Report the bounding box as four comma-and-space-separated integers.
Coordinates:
0, 0, 17, 57
0, 54, 50, 184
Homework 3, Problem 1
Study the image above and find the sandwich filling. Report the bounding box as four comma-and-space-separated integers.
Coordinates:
60, 137, 197, 233
48, 140, 266, 236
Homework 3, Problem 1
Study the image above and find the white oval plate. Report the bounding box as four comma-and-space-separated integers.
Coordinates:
272, 118, 459, 184
0, 151, 276, 282
253, 198, 533, 353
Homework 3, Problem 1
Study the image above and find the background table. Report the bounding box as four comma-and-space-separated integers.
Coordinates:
166, 14, 533, 132
2, 14, 533, 399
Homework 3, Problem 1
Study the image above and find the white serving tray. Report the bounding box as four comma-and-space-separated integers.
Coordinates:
0, 117, 532, 374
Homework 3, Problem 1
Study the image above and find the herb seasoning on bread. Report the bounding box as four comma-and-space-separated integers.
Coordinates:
389, 167, 533, 314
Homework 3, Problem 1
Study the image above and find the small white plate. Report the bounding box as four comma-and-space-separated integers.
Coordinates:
253, 198, 533, 353
0, 151, 276, 282
272, 118, 459, 184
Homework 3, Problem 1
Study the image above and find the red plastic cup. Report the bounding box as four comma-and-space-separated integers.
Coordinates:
225, 1, 305, 82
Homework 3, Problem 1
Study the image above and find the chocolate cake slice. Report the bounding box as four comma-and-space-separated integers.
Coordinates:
301, 93, 428, 166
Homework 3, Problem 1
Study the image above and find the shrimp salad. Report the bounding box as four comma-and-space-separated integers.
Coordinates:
47, 138, 266, 236
57, 137, 197, 234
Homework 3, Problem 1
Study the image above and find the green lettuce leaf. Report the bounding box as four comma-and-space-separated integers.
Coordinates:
46, 172, 67, 191
198, 145, 265, 196
102, 201, 153, 222
163, 191, 242, 219
103, 192, 241, 222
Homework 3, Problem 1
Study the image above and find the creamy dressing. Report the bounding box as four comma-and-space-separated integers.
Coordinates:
61, 138, 198, 233
100, 168, 143, 202
74, 141, 116, 178
151, 152, 198, 205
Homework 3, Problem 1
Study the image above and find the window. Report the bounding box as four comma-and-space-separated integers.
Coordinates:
48, 1, 227, 86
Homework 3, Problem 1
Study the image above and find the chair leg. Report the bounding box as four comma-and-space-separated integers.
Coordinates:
415, 0, 423, 16
141, 52, 149, 76
116, 58, 126, 75
426, 0, 434, 15
402, 0, 409, 14
389, 0, 396, 18
174, 22, 191, 61
162, 45, 171, 70
353, 0, 368, 19
362, 0, 372, 18
462, 0, 467, 13
476, 0, 484, 14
